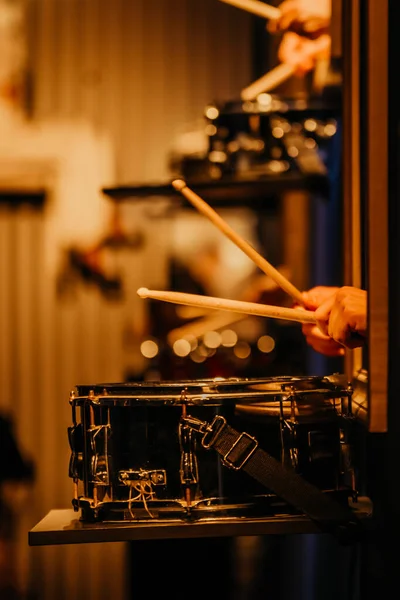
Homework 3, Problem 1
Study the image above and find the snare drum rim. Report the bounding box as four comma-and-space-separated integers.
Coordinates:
71, 375, 350, 407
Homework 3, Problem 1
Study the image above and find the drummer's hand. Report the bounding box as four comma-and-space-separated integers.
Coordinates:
313, 286, 367, 349
267, 0, 331, 36
277, 31, 331, 75
302, 286, 367, 356
297, 286, 344, 356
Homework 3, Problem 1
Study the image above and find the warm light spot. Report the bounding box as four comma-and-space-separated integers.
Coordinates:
287, 146, 299, 158
205, 105, 219, 120
197, 344, 216, 358
242, 101, 255, 112
304, 119, 317, 132
209, 150, 227, 163
304, 138, 316, 149
190, 350, 207, 363
257, 93, 272, 108
205, 124, 217, 136
255, 140, 265, 151
257, 335, 275, 353
140, 339, 159, 359
220, 329, 238, 347
172, 339, 191, 357
227, 140, 240, 153
233, 341, 251, 359
269, 160, 289, 173
272, 127, 284, 139
203, 331, 221, 349
324, 123, 337, 136
184, 335, 198, 351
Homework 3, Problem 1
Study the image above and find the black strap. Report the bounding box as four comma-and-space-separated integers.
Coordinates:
206, 417, 364, 544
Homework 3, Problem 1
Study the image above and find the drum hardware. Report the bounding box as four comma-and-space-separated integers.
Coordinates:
119, 469, 167, 518
118, 469, 167, 486
179, 414, 200, 506
176, 94, 338, 181
281, 128, 328, 176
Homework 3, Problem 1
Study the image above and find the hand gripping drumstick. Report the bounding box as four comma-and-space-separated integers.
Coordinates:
219, 0, 281, 21
172, 179, 305, 306
218, 1, 294, 100
241, 33, 332, 100
137, 288, 316, 325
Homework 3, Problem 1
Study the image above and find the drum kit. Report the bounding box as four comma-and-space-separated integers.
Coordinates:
67, 181, 368, 543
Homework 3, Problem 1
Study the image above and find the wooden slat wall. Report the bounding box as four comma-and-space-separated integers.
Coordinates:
1, 1, 253, 598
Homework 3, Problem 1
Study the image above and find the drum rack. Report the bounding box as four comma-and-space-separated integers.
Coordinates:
29, 496, 373, 547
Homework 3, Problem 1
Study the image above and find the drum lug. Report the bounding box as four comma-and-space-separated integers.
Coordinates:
68, 424, 84, 480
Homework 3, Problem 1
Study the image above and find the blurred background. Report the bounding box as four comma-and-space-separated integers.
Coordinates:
0, 0, 354, 598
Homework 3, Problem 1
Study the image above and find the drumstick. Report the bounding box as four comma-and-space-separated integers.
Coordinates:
172, 179, 305, 306
137, 288, 316, 325
241, 63, 295, 101
219, 0, 281, 20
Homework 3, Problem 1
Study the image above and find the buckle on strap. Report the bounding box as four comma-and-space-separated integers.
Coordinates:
201, 415, 227, 449
180, 415, 227, 448
222, 432, 258, 471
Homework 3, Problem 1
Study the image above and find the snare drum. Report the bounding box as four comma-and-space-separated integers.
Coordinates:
68, 375, 357, 522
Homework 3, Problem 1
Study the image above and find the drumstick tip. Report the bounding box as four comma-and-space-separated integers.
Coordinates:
137, 287, 149, 298
172, 179, 187, 192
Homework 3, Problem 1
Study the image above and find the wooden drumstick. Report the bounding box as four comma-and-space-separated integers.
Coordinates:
172, 179, 305, 306
219, 0, 281, 21
137, 288, 316, 324
241, 63, 295, 101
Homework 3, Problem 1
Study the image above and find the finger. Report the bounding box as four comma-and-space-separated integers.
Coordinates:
304, 328, 345, 356
327, 302, 350, 346
302, 324, 331, 341
295, 56, 315, 75
307, 337, 345, 357
301, 322, 315, 336
303, 286, 337, 310
279, 8, 300, 31
315, 294, 337, 335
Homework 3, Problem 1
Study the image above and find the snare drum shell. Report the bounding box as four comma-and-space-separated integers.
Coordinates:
68, 376, 357, 522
